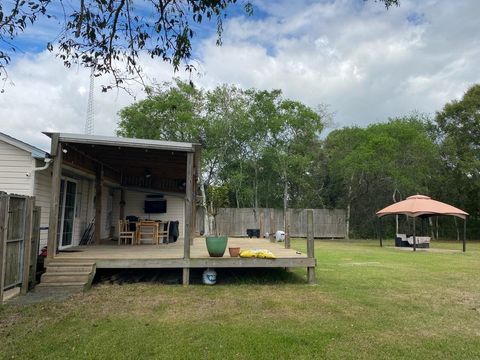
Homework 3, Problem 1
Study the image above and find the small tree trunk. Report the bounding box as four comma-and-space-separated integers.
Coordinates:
254, 165, 259, 210
454, 217, 460, 241
345, 174, 354, 240
346, 201, 351, 240
200, 180, 209, 236
283, 177, 288, 232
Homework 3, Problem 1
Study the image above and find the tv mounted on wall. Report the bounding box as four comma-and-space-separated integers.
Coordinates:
144, 195, 167, 214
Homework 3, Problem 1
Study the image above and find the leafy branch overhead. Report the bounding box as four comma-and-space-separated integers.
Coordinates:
0, 0, 252, 90
0, 0, 398, 90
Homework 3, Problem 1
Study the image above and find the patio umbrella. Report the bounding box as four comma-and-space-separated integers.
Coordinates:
376, 195, 469, 251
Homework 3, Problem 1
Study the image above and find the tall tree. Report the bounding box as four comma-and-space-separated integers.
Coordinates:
432, 84, 480, 238
117, 80, 326, 225
324, 116, 440, 238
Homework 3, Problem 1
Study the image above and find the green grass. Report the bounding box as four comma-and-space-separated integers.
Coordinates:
1, 239, 480, 359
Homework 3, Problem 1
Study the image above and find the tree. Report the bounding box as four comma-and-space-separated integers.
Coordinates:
434, 85, 480, 184
117, 80, 326, 232
0, 0, 399, 90
324, 116, 440, 238
432, 84, 480, 238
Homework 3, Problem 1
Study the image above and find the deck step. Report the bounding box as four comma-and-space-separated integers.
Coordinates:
45, 261, 96, 267
47, 265, 94, 273
35, 260, 96, 294
35, 283, 86, 294
41, 273, 92, 283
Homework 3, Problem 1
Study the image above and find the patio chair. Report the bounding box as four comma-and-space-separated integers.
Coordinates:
157, 221, 170, 244
137, 220, 159, 245
118, 220, 135, 245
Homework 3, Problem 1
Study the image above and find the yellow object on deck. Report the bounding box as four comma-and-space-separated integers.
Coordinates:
239, 249, 276, 259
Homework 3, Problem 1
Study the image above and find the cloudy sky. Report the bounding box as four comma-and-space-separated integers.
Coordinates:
1, 0, 479, 151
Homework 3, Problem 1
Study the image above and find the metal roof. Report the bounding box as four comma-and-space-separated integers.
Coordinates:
43, 132, 199, 152
0, 132, 49, 159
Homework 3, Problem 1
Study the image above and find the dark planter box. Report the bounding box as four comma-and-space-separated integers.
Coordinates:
246, 229, 260, 238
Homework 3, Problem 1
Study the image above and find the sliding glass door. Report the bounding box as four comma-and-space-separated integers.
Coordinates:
58, 178, 77, 249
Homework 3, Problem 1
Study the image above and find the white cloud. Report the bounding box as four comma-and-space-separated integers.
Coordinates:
197, 0, 480, 125
0, 0, 479, 149
0, 52, 192, 151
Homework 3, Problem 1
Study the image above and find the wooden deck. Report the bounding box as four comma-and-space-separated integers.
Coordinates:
53, 237, 315, 269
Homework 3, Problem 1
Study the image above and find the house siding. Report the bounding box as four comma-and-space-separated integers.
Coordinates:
0, 140, 33, 195
34, 164, 51, 248
119, 190, 185, 239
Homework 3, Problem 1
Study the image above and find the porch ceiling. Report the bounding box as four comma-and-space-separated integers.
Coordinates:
61, 142, 189, 193
68, 142, 188, 179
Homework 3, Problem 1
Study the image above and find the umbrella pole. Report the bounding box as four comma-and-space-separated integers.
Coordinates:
413, 217, 416, 252
463, 218, 466, 252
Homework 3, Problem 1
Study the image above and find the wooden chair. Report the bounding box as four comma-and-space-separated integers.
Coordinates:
118, 220, 135, 245
157, 221, 170, 244
137, 221, 159, 245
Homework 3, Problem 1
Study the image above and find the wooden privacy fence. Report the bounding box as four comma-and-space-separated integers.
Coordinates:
0, 194, 41, 302
196, 208, 346, 238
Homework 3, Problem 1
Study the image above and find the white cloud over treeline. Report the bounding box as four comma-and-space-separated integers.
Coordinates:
1, 0, 479, 150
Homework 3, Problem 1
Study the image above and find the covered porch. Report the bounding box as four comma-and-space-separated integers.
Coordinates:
43, 133, 316, 286
45, 133, 201, 284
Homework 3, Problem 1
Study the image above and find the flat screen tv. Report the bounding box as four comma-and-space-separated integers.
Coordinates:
144, 198, 167, 213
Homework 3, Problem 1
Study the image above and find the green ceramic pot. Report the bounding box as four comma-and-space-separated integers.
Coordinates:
205, 236, 228, 257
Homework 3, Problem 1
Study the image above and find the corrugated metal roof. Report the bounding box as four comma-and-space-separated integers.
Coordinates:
43, 132, 199, 152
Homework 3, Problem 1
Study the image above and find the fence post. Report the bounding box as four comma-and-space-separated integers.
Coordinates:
269, 209, 275, 243
259, 209, 264, 239
21, 197, 34, 294
307, 209, 316, 284
29, 207, 41, 289
0, 196, 8, 303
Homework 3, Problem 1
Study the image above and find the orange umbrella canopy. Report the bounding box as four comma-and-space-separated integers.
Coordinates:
376, 195, 469, 219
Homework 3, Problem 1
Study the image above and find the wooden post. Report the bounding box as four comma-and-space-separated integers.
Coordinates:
269, 209, 275, 243
285, 224, 290, 249
29, 207, 41, 289
21, 197, 34, 294
185, 152, 194, 249
307, 209, 316, 284
259, 209, 264, 239
94, 165, 104, 245
119, 188, 125, 221
47, 138, 62, 259
182, 268, 190, 286
183, 152, 194, 285
193, 145, 201, 238
463, 218, 466, 252
412, 216, 416, 252
0, 196, 8, 303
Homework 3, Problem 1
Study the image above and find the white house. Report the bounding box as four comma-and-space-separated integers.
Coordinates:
0, 132, 51, 248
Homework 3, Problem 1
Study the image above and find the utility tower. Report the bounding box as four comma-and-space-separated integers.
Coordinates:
84, 67, 95, 135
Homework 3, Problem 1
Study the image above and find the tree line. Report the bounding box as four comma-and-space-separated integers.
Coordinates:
117, 80, 480, 240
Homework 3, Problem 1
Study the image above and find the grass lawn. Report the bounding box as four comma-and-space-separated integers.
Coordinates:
1, 239, 479, 359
